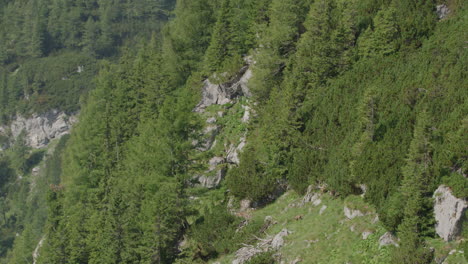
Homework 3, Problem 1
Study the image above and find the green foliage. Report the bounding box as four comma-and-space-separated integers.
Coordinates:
358, 7, 399, 58
227, 146, 279, 201
190, 205, 239, 259
442, 173, 468, 199
392, 110, 435, 263
246, 252, 275, 264
2, 0, 467, 263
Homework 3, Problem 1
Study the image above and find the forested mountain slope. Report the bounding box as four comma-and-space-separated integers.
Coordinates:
0, 0, 467, 263
0, 0, 176, 262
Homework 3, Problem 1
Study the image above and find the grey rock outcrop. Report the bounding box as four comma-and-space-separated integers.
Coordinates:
195, 125, 220, 152
301, 185, 322, 206
379, 232, 398, 247
362, 231, 373, 240
197, 157, 226, 188
226, 136, 246, 165
232, 228, 291, 264
271, 229, 291, 250
194, 65, 253, 113
344, 206, 369, 219
433, 185, 467, 241
436, 4, 450, 19
32, 236, 46, 264
2, 110, 77, 148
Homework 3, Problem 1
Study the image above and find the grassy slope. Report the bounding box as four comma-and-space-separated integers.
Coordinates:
211, 191, 465, 264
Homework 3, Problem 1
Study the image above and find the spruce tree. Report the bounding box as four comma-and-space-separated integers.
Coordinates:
392, 110, 434, 264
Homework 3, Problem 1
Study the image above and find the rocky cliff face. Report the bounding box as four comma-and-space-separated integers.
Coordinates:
0, 110, 77, 149
433, 185, 467, 241
192, 59, 253, 188
194, 60, 253, 113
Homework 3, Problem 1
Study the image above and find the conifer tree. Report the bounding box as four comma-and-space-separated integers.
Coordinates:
250, 0, 312, 100
204, 0, 233, 73
10, 130, 29, 174
358, 7, 399, 58
391, 0, 436, 48
392, 110, 434, 264
82, 17, 100, 57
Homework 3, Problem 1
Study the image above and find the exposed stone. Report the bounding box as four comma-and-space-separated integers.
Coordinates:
197, 168, 225, 188
371, 215, 379, 224
232, 246, 263, 264
209, 156, 224, 170
242, 105, 251, 123
358, 184, 368, 197
433, 185, 467, 241
271, 229, 292, 250
319, 205, 327, 215
240, 199, 252, 212
194, 63, 253, 113
197, 156, 226, 188
344, 206, 368, 219
2, 110, 77, 149
197, 125, 219, 151
32, 236, 46, 264
232, 227, 291, 264
436, 4, 450, 20
362, 231, 373, 240
32, 166, 41, 176
206, 117, 217, 124
301, 185, 322, 206
379, 232, 399, 248
226, 136, 246, 165
290, 257, 302, 264
313, 199, 322, 206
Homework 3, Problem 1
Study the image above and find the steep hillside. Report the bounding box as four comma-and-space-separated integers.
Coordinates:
0, 0, 467, 264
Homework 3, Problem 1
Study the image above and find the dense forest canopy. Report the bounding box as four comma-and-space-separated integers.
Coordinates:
0, 0, 466, 263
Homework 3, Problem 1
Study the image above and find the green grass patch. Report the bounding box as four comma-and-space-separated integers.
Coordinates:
211, 192, 392, 264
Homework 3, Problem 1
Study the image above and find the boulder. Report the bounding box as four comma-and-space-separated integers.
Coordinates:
433, 185, 467, 241
194, 64, 253, 113
301, 185, 322, 206
436, 4, 450, 19
319, 205, 327, 215
32, 166, 41, 176
379, 232, 398, 247
271, 229, 292, 250
362, 231, 373, 240
344, 206, 368, 219
232, 246, 263, 264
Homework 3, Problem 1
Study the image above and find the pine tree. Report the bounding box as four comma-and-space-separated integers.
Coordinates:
204, 0, 233, 73
82, 17, 99, 57
391, 0, 437, 48
38, 187, 68, 264
358, 7, 399, 58
10, 130, 30, 174
250, 0, 312, 100
392, 110, 434, 264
